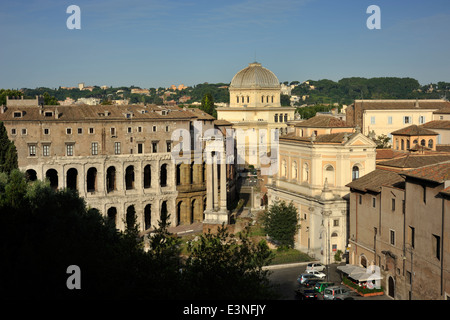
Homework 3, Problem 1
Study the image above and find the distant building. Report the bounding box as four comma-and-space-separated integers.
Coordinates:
267, 127, 377, 264
346, 155, 450, 300
216, 62, 296, 169
345, 99, 450, 140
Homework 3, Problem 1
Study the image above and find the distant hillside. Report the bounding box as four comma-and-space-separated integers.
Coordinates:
3, 77, 449, 107
290, 77, 450, 106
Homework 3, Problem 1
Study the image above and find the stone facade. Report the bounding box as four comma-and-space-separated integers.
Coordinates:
267, 129, 377, 264
347, 156, 450, 300
0, 101, 221, 231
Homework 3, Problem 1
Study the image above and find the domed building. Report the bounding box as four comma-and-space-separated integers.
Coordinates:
216, 62, 296, 170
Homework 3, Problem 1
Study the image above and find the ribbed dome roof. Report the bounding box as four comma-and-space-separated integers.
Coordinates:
230, 62, 280, 89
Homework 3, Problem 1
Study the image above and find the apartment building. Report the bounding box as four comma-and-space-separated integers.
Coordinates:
345, 99, 450, 139
347, 153, 450, 300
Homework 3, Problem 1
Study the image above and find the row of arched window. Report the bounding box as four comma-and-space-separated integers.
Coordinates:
395, 138, 433, 151
279, 161, 362, 184
25, 163, 169, 192
274, 113, 288, 123
235, 95, 276, 104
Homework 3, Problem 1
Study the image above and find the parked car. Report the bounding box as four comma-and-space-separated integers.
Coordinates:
314, 282, 334, 293
305, 270, 326, 279
302, 278, 322, 288
305, 262, 326, 272
295, 288, 318, 300
297, 273, 320, 284
323, 286, 351, 300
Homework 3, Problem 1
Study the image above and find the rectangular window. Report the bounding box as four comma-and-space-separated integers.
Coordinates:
13, 111, 22, 118
110, 127, 116, 136
114, 142, 121, 155
359, 195, 362, 205
419, 116, 425, 124
91, 142, 98, 155
387, 116, 392, 124
43, 128, 50, 135
43, 145, 50, 157
166, 141, 171, 152
78, 128, 83, 134
165, 125, 169, 132
66, 128, 72, 135
409, 226, 415, 249
66, 144, 74, 156
152, 125, 157, 132
11, 128, 17, 135
403, 116, 411, 124
152, 142, 158, 153
372, 197, 376, 208
127, 127, 132, 133
28, 145, 36, 157
390, 230, 395, 246
433, 234, 441, 260
422, 185, 426, 203
89, 127, 94, 134
392, 198, 395, 211
137, 126, 142, 133
137, 143, 143, 154
21, 128, 27, 135
333, 219, 339, 227
370, 116, 376, 124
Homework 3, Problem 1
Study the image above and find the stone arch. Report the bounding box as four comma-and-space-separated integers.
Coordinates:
86, 167, 97, 192
46, 169, 58, 190
160, 163, 168, 187
25, 169, 37, 182
107, 207, 117, 227
106, 166, 116, 193
125, 165, 135, 190
360, 254, 367, 268
388, 276, 395, 298
352, 164, 360, 181
324, 164, 335, 186
126, 205, 136, 229
161, 200, 168, 223
144, 204, 152, 230
143, 164, 151, 189
66, 168, 78, 190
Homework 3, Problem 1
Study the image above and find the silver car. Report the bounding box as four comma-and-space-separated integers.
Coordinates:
323, 286, 351, 300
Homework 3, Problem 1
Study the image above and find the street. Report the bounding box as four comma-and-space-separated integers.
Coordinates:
268, 262, 390, 301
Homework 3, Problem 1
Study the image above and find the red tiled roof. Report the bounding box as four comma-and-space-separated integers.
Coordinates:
353, 99, 450, 111
401, 161, 450, 183
293, 115, 350, 128
391, 124, 438, 136
421, 120, 450, 130
346, 169, 405, 193
377, 154, 450, 170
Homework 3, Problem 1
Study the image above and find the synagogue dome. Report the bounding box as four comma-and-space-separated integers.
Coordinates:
230, 62, 280, 89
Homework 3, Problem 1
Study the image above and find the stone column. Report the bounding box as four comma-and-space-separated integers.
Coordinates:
220, 151, 227, 210
206, 152, 213, 211
213, 153, 219, 209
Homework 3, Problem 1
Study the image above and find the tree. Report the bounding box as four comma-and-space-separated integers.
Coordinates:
183, 224, 277, 299
200, 92, 216, 118
374, 134, 391, 149
0, 121, 18, 174
261, 200, 299, 249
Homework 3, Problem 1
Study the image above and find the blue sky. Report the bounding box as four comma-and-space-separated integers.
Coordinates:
1, 0, 449, 89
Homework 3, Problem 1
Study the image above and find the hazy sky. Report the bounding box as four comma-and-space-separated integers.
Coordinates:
1, 0, 449, 89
